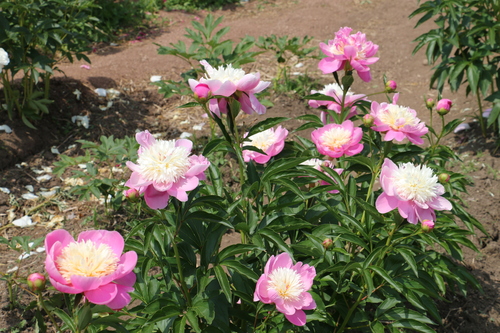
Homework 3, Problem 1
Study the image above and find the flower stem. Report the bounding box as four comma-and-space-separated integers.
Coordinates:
37, 292, 63, 333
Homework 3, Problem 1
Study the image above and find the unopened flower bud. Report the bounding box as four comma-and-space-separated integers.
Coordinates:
425, 98, 435, 109
362, 114, 375, 127
385, 80, 397, 93
438, 173, 450, 184
123, 188, 140, 202
194, 83, 211, 101
421, 219, 435, 233
27, 273, 46, 292
436, 98, 452, 116
322, 238, 333, 249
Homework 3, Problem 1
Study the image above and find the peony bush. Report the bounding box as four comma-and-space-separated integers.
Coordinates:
23, 21, 484, 333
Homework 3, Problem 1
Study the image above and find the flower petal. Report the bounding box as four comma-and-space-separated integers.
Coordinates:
85, 283, 118, 305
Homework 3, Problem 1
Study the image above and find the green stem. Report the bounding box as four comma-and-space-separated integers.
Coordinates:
172, 236, 192, 307
476, 89, 487, 137
37, 292, 63, 333
335, 292, 364, 333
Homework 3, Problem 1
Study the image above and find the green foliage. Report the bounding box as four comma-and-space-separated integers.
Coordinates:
410, 0, 500, 137
155, 14, 262, 97
0, 0, 97, 128
53, 135, 138, 213
256, 34, 320, 95
162, 0, 241, 11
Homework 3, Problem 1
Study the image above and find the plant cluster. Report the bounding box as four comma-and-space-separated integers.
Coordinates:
0, 0, 162, 128
411, 0, 500, 140
2, 15, 486, 333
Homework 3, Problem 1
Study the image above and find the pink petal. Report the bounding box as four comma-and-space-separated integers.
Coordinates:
428, 196, 452, 211
250, 80, 271, 94
85, 283, 118, 305
103, 284, 134, 310
285, 310, 307, 326
45, 229, 74, 255
236, 74, 260, 91
188, 78, 200, 91
175, 139, 193, 152
357, 69, 372, 82
79, 230, 124, 257
70, 275, 103, 291
49, 277, 82, 294
211, 80, 237, 96
249, 94, 267, 115
144, 186, 170, 209
136, 131, 156, 149
114, 271, 137, 287
375, 192, 399, 214
318, 58, 343, 74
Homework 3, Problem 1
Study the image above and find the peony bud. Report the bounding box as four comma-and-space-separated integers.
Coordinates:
27, 273, 46, 292
438, 173, 450, 184
194, 83, 211, 101
421, 219, 435, 233
322, 238, 333, 249
123, 188, 140, 202
385, 80, 397, 93
425, 98, 435, 109
436, 98, 452, 116
362, 114, 375, 127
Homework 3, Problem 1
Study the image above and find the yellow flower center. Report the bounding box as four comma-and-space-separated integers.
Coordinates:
244, 129, 276, 151
268, 267, 304, 301
137, 140, 191, 184
56, 240, 119, 282
378, 105, 418, 130
321, 127, 351, 150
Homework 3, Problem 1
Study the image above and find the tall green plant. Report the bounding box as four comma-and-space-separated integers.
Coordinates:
410, 0, 500, 138
0, 0, 96, 128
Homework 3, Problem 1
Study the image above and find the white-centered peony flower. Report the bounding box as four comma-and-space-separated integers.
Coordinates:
319, 83, 354, 97
204, 63, 245, 83
137, 140, 191, 184
392, 163, 439, 204
321, 127, 352, 149
0, 48, 9, 70
56, 240, 119, 282
244, 129, 277, 151
378, 104, 419, 130
268, 267, 305, 301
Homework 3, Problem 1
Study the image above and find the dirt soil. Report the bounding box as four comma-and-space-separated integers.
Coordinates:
0, 0, 499, 332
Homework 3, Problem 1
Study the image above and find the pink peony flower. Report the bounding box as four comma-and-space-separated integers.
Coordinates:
370, 93, 428, 145
242, 126, 288, 164
44, 229, 137, 310
300, 158, 343, 193
193, 82, 211, 100
385, 80, 397, 92
311, 120, 363, 158
421, 219, 435, 232
254, 253, 316, 326
27, 273, 46, 292
308, 83, 366, 123
376, 158, 452, 225
188, 60, 270, 117
318, 27, 379, 82
436, 98, 452, 115
125, 130, 210, 209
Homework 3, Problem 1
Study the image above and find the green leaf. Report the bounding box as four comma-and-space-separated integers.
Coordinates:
258, 228, 291, 254
52, 308, 77, 332
466, 63, 479, 93
390, 319, 434, 333
369, 266, 403, 293
246, 117, 290, 137
77, 304, 92, 331
218, 244, 262, 261
214, 265, 232, 303
222, 260, 259, 281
